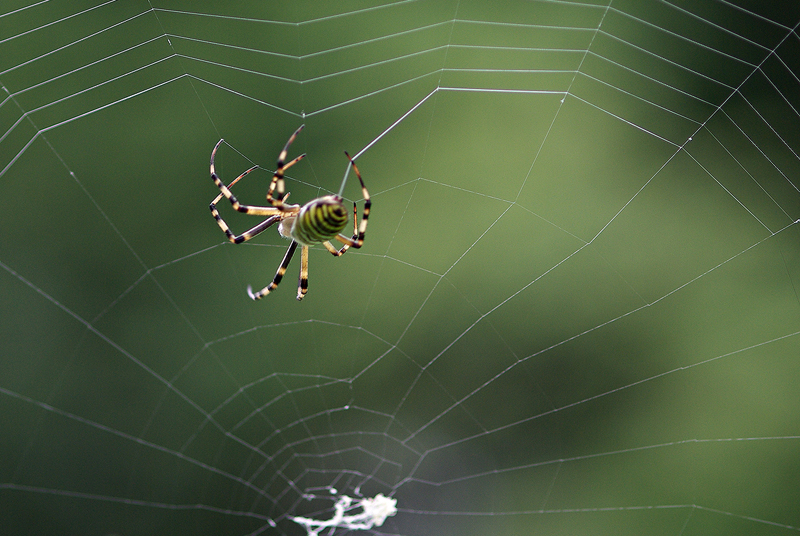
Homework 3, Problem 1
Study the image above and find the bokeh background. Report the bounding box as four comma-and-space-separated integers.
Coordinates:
2, 1, 800, 535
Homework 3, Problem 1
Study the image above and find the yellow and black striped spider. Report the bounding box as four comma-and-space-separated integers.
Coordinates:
209, 125, 370, 301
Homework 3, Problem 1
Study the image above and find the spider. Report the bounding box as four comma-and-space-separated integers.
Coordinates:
209, 125, 370, 301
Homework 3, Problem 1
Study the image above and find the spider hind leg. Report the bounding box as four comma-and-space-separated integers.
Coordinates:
297, 245, 309, 300
248, 240, 299, 300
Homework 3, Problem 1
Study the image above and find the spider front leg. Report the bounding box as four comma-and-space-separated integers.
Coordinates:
209, 139, 303, 243
211, 140, 283, 217
210, 163, 282, 243
267, 124, 305, 208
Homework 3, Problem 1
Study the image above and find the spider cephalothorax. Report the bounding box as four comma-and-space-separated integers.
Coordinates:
209, 125, 370, 301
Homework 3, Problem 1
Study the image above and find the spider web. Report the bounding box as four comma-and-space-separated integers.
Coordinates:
2, 0, 800, 535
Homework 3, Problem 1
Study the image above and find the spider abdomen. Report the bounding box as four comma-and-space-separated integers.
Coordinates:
291, 195, 349, 245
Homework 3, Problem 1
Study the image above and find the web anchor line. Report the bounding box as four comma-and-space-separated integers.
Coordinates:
336, 88, 438, 197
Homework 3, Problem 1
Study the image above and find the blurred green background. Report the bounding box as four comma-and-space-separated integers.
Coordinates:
2, 1, 800, 535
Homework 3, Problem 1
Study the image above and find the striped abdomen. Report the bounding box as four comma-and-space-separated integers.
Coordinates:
290, 195, 348, 245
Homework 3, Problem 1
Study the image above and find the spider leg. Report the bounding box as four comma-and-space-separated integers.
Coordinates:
210, 139, 287, 217
214, 213, 282, 244
210, 139, 306, 243
267, 125, 306, 207
210, 153, 303, 211
332, 152, 371, 249
247, 240, 299, 300
209, 166, 283, 243
297, 245, 309, 300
